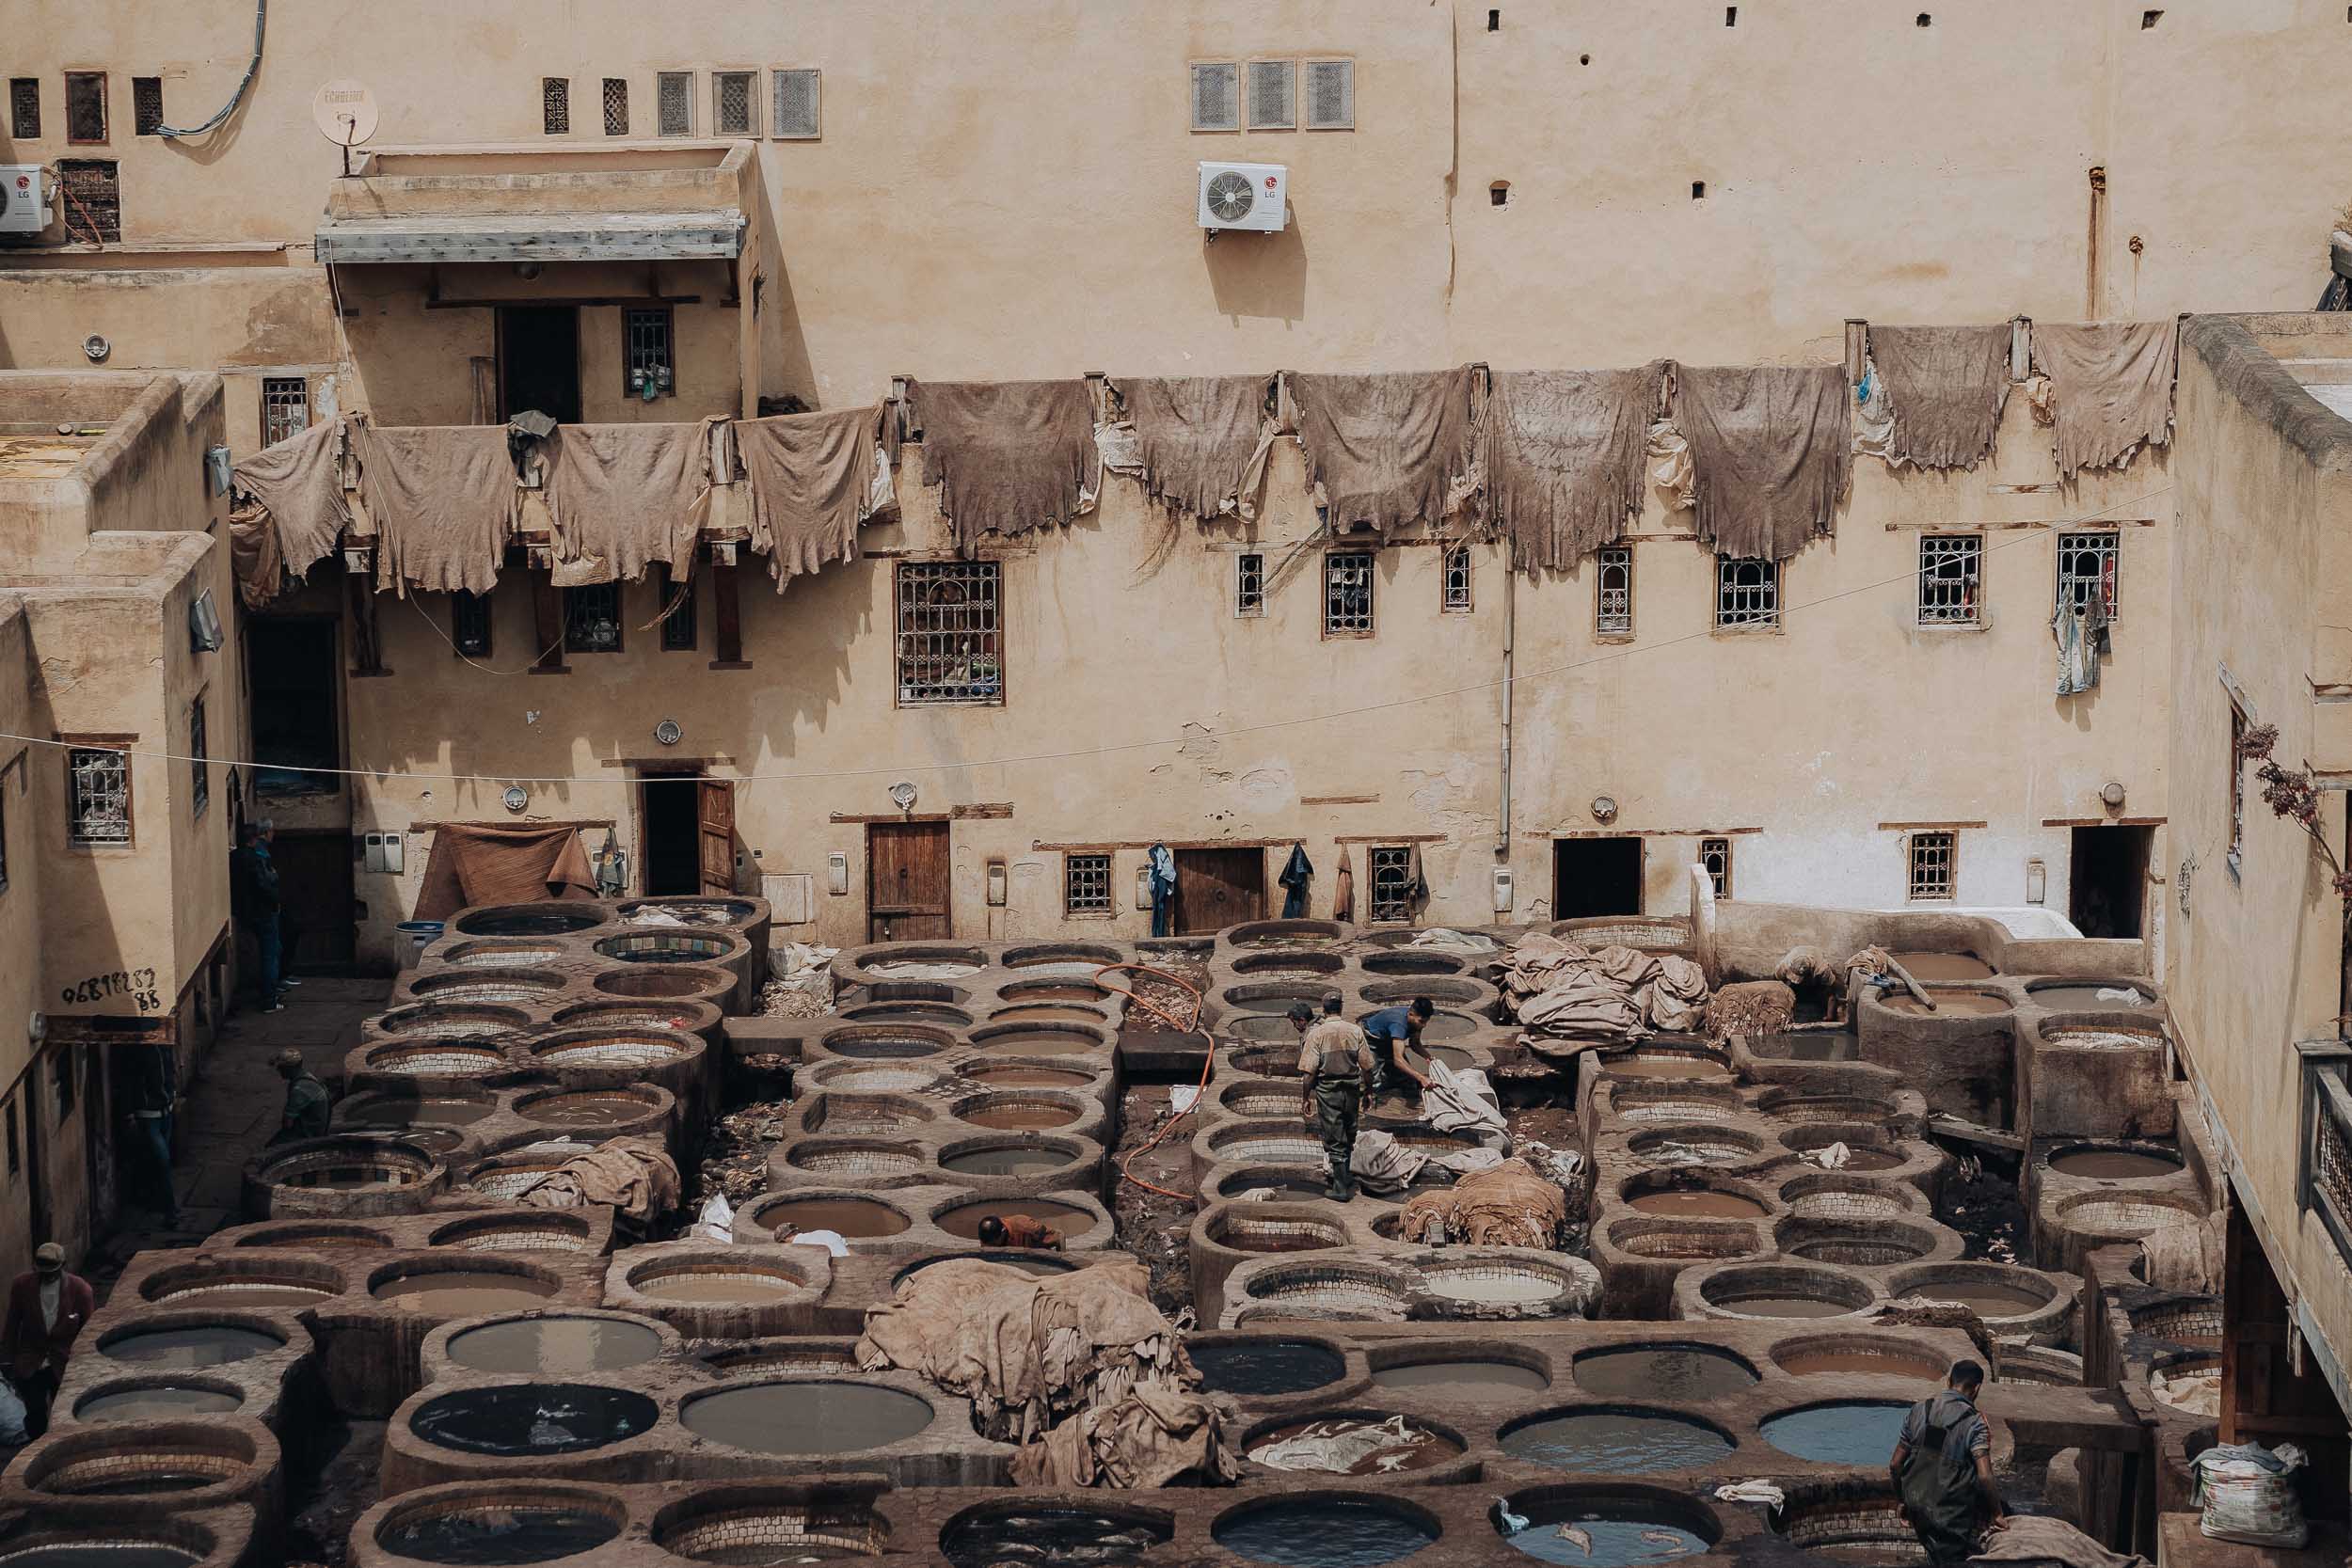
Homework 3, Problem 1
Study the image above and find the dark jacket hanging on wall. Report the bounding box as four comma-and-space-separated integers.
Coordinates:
1278, 844, 1314, 919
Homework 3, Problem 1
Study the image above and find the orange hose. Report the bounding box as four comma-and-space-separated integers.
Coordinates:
1092, 960, 1217, 1204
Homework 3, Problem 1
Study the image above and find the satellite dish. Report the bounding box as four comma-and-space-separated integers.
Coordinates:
312, 79, 378, 172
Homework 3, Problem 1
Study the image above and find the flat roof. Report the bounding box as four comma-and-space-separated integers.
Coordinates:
0, 427, 106, 480
314, 210, 745, 265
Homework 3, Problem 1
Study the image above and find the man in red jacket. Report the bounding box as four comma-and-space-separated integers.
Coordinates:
3, 1244, 94, 1437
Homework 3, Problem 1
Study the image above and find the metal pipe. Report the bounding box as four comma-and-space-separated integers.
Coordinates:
1497, 552, 1515, 858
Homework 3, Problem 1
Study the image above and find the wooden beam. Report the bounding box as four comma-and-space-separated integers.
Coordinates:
1878, 820, 1989, 831
709, 560, 746, 669
1301, 794, 1380, 806
426, 293, 703, 310
1332, 832, 1447, 845
2041, 816, 2167, 828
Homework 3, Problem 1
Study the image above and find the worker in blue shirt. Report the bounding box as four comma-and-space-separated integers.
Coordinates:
1359, 996, 1436, 1099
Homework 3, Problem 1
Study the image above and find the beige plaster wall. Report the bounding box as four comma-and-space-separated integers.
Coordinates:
0, 597, 46, 1279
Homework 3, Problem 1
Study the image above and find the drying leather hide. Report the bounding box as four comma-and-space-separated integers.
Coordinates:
735, 404, 887, 589
1671, 363, 1851, 560
2030, 321, 2180, 480
1485, 365, 1661, 570
912, 379, 1097, 557
1287, 368, 1481, 536
356, 423, 516, 595
1868, 324, 2013, 470
230, 418, 351, 593
1115, 374, 1276, 521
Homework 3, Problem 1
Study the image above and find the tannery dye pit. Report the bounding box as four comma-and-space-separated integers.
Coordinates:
373, 1270, 562, 1315
445, 1317, 668, 1375
679, 1382, 934, 1453
1192, 1339, 1348, 1396
1572, 1345, 1758, 1401
1213, 1499, 1439, 1566
411, 1385, 661, 1455
1499, 1408, 1735, 1473
942, 1508, 1173, 1568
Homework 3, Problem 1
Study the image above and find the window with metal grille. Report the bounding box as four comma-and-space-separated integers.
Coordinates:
57, 160, 119, 242
67, 745, 131, 845
1324, 549, 1375, 637
65, 71, 105, 142
2228, 703, 2247, 878
1715, 555, 1779, 627
1248, 60, 1295, 129
2056, 529, 2120, 622
452, 591, 493, 658
657, 71, 692, 135
541, 77, 570, 135
1596, 545, 1633, 635
1441, 545, 1474, 612
1369, 846, 1414, 921
8, 79, 38, 140
1917, 533, 1982, 625
896, 561, 1003, 706
1908, 831, 1956, 901
1191, 62, 1240, 132
1065, 853, 1112, 916
602, 77, 629, 135
53, 1050, 73, 1118
1699, 836, 1732, 899
133, 76, 164, 135
1234, 552, 1265, 618
1303, 58, 1354, 129
261, 377, 310, 447
711, 71, 755, 135
657, 562, 697, 651
624, 308, 674, 399
564, 584, 624, 654
771, 70, 820, 138
189, 696, 208, 817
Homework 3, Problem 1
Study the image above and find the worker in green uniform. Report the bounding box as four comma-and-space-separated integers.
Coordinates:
267, 1048, 334, 1145
1290, 994, 1373, 1201
1890, 1358, 2007, 1563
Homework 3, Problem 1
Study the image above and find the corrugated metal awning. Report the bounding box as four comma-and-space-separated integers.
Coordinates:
314, 210, 744, 264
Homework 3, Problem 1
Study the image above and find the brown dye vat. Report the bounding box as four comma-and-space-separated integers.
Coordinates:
680, 1382, 932, 1453
342, 1097, 495, 1129
0, 1546, 200, 1567
1003, 985, 1104, 1004
631, 1271, 796, 1305
446, 1317, 666, 1376
1722, 1296, 1854, 1319
941, 1145, 1073, 1177
1891, 952, 1997, 981
1883, 991, 2010, 1017
962, 1065, 1095, 1089
1923, 1282, 2049, 1319
1419, 1011, 1478, 1041
2052, 1148, 2180, 1180
524, 1094, 656, 1129
761, 1197, 913, 1238
75, 1386, 242, 1421
1779, 1347, 1943, 1379
2031, 984, 2153, 1009
960, 1101, 1080, 1131
1574, 1344, 1758, 1401
1606, 1054, 1730, 1080
373, 1270, 559, 1315
974, 1032, 1101, 1056
1373, 1358, 1549, 1395
157, 1285, 333, 1310
935, 1198, 1092, 1240
1248, 1413, 1461, 1474
991, 1004, 1107, 1025
102, 1326, 281, 1368
1628, 1191, 1768, 1219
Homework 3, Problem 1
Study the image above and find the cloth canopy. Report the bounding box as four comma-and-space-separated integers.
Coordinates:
411, 823, 598, 922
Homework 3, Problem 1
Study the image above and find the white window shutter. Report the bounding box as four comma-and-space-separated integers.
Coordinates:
1304, 58, 1354, 130
771, 70, 820, 139
1248, 60, 1295, 130
1191, 62, 1239, 132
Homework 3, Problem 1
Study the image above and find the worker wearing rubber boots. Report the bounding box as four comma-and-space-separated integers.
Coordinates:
1890, 1358, 2006, 1563
1291, 995, 1373, 1201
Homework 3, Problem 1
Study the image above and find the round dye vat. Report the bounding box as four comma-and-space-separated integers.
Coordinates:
0, 1546, 200, 1568
1916, 1281, 2050, 1320
1191, 1339, 1346, 1396
1225, 1014, 1301, 1043
411, 1385, 658, 1455
1417, 1011, 1478, 1041
447, 1318, 667, 1376
2029, 983, 2154, 1009
1832, 1146, 1907, 1172
1248, 1414, 1460, 1475
630, 1268, 799, 1306
518, 1094, 656, 1130
1716, 1295, 1855, 1319
1232, 932, 1340, 949
867, 959, 980, 979
379, 1509, 620, 1565
1890, 952, 1997, 981
1216, 1171, 1329, 1200
1374, 1358, 1549, 1397
1574, 1345, 1758, 1402
1001, 984, 1106, 1004
940, 1145, 1074, 1177
761, 1197, 913, 1239
1502, 1408, 1734, 1473
461, 908, 602, 937
1750, 1032, 1861, 1062
102, 1326, 281, 1369
1882, 991, 2010, 1017
1226, 993, 1321, 1015
1215, 1500, 1438, 1567
74, 1386, 242, 1422
152, 1282, 332, 1310
959, 1101, 1080, 1131
1605, 1054, 1731, 1080
1424, 1045, 1475, 1071
943, 1510, 1171, 1568
1760, 1400, 1911, 1465
1500, 1512, 1710, 1566
373, 1271, 559, 1315
2052, 1148, 2181, 1180
934, 1199, 1091, 1241
341, 1096, 496, 1130
1777, 1344, 1945, 1381
1626, 1191, 1768, 1220
990, 1004, 1107, 1026
844, 1003, 970, 1026
681, 1382, 932, 1453
821, 1035, 939, 1060
963, 1065, 1095, 1090
973, 1032, 1101, 1056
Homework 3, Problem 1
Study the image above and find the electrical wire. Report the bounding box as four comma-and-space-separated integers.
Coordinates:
154, 0, 266, 139
0, 479, 2171, 789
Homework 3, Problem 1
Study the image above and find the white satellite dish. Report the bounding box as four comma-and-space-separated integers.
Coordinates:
311, 79, 379, 173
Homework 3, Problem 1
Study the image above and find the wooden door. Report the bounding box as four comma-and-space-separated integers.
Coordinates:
867, 821, 951, 941
1175, 847, 1264, 934
697, 781, 736, 895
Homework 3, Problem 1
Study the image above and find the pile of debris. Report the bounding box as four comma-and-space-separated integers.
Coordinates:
1500, 932, 1708, 1058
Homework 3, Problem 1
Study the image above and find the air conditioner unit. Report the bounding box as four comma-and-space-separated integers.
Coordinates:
1198, 161, 1287, 233
0, 166, 49, 235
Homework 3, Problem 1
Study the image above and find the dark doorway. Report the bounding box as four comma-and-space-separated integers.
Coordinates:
641, 773, 703, 896
271, 829, 357, 970
1554, 836, 1645, 918
246, 618, 339, 787
498, 306, 582, 424
2069, 825, 2151, 939
867, 820, 952, 941
1175, 847, 1264, 934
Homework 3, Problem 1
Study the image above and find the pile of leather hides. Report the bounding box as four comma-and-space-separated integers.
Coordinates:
1009, 1383, 1239, 1489
1396, 1158, 1566, 1248
1705, 980, 1797, 1044
1501, 933, 1710, 1053
1968, 1514, 2151, 1568
1350, 1129, 1504, 1197
1420, 1060, 1506, 1145
856, 1258, 1195, 1444
512, 1140, 680, 1223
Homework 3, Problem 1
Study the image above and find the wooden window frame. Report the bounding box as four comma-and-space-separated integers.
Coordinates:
894, 560, 1004, 707
541, 76, 571, 135
656, 71, 694, 136
1700, 835, 1732, 899
601, 77, 630, 136
769, 69, 820, 140
62, 736, 135, 849
64, 71, 106, 145
710, 69, 759, 136
622, 307, 675, 400
452, 590, 493, 659
261, 376, 310, 448
132, 76, 164, 136
1367, 844, 1413, 921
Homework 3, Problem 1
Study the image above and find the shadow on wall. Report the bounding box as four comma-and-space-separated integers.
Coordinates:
750, 173, 817, 407
1205, 202, 1307, 325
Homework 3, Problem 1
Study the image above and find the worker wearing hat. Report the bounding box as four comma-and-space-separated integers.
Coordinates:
267, 1049, 334, 1146
3, 1243, 92, 1437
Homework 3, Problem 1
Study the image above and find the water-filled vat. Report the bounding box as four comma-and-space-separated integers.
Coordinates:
100, 1324, 282, 1369
1881, 990, 2011, 1017
961, 1063, 1096, 1090
1492, 1488, 1720, 1566
1213, 1497, 1438, 1567
680, 1382, 932, 1453
755, 1196, 914, 1239
1625, 1189, 1769, 1220
23, 1428, 258, 1499
377, 1491, 625, 1565
942, 1506, 1170, 1568
0, 1536, 204, 1567
2049, 1143, 2182, 1180
527, 1029, 691, 1070
1244, 1412, 1462, 1474
339, 1091, 498, 1130
446, 1317, 666, 1376
455, 905, 607, 938
816, 1024, 950, 1061
933, 1197, 1093, 1241
626, 1259, 806, 1306
969, 1024, 1107, 1056
411, 1385, 658, 1455
1601, 1050, 1733, 1080
953, 1093, 1084, 1131
1373, 1354, 1549, 1397
373, 1266, 559, 1315
937, 1140, 1082, 1178
513, 1087, 668, 1131
1772, 1335, 1948, 1382
1573, 1344, 1757, 1401
592, 964, 734, 1001
1501, 1407, 1735, 1473
2026, 980, 2156, 1010
1203, 1211, 1347, 1255
427, 1213, 597, 1253
72, 1384, 242, 1422
1697, 1265, 1876, 1319
842, 1002, 972, 1026
406, 970, 565, 1006
1190, 1338, 1346, 1396
1760, 1400, 1912, 1465
1889, 952, 1997, 981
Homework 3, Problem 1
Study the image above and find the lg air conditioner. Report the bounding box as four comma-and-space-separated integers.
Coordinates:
0, 166, 48, 235
1198, 161, 1287, 233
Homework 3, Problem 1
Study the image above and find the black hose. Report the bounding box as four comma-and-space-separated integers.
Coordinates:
155, 0, 265, 138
